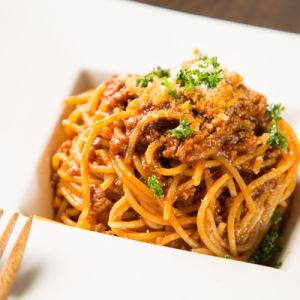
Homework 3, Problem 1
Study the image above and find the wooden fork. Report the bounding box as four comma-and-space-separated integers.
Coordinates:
0, 210, 33, 300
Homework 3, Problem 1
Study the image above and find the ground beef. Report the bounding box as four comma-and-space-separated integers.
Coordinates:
162, 136, 180, 158
89, 186, 113, 232
110, 128, 129, 155
100, 77, 129, 112
92, 136, 103, 149
105, 68, 269, 166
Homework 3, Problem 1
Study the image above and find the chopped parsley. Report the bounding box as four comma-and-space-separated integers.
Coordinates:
153, 165, 161, 171
168, 120, 193, 139
224, 254, 231, 259
198, 55, 220, 68
152, 66, 170, 78
176, 68, 223, 90
161, 77, 181, 99
136, 66, 170, 88
169, 90, 181, 99
267, 104, 287, 151
176, 55, 223, 90
272, 210, 282, 225
147, 175, 164, 198
250, 230, 281, 265
136, 74, 153, 88
268, 122, 287, 151
267, 103, 285, 120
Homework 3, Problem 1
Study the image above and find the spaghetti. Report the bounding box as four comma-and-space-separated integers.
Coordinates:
52, 51, 299, 264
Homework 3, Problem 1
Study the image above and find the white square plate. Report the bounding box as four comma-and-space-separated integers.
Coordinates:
1, 0, 300, 299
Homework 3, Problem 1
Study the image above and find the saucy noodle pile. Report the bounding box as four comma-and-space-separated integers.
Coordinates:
52, 52, 299, 264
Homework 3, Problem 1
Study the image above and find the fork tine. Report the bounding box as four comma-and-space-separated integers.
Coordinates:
0, 213, 19, 259
0, 216, 33, 300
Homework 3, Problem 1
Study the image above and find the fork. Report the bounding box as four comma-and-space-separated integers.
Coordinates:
0, 210, 33, 300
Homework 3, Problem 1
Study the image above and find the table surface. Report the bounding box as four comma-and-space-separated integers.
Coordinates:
135, 0, 300, 34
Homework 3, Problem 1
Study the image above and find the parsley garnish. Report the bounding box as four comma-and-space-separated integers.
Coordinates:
147, 175, 164, 198
250, 230, 281, 264
153, 165, 161, 171
136, 66, 170, 88
168, 120, 193, 139
152, 66, 170, 78
267, 103, 285, 120
169, 90, 181, 99
176, 68, 223, 90
224, 254, 231, 259
268, 121, 287, 151
176, 55, 223, 90
198, 55, 220, 68
161, 77, 181, 99
136, 74, 153, 88
272, 210, 282, 225
267, 104, 287, 151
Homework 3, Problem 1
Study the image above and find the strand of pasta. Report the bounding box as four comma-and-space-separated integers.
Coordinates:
64, 89, 95, 105
197, 174, 229, 256
227, 151, 295, 256
112, 155, 162, 213
76, 111, 136, 228
215, 155, 256, 212
163, 175, 180, 221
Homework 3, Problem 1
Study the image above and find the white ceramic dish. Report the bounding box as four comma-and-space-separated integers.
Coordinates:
1, 0, 300, 299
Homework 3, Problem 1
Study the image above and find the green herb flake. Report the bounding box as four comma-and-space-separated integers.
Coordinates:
168, 89, 181, 99
152, 66, 170, 78
136, 66, 170, 88
272, 210, 282, 225
153, 165, 161, 171
267, 104, 285, 120
168, 120, 193, 139
268, 120, 287, 151
147, 175, 164, 198
161, 77, 181, 99
250, 230, 281, 265
136, 74, 153, 88
176, 68, 223, 90
224, 254, 231, 259
176, 55, 223, 90
198, 55, 220, 68
267, 104, 287, 151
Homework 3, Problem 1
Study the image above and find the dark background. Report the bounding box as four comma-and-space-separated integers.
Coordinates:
135, 0, 300, 34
